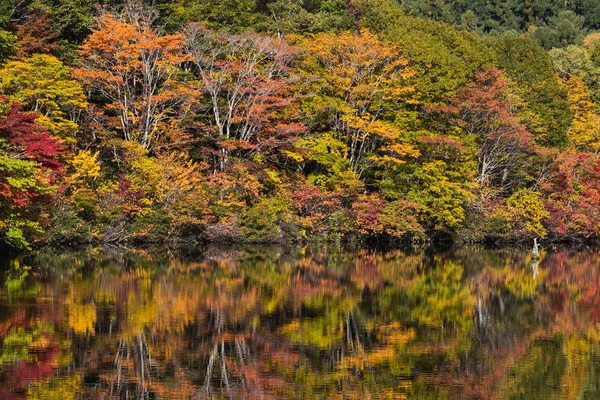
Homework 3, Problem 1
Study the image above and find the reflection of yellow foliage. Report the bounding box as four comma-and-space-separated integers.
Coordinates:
375, 322, 416, 346
67, 283, 96, 336
341, 347, 397, 370
155, 283, 200, 333
410, 261, 475, 333
68, 302, 96, 335
28, 375, 82, 400
280, 318, 343, 349
376, 251, 423, 288
497, 344, 544, 398
124, 274, 157, 338
501, 265, 546, 299
340, 325, 415, 372
585, 323, 600, 342
560, 334, 593, 399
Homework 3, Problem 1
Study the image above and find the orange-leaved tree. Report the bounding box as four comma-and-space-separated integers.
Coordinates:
74, 4, 193, 150
184, 24, 304, 170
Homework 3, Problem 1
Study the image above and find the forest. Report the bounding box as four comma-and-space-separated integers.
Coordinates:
2, 0, 600, 249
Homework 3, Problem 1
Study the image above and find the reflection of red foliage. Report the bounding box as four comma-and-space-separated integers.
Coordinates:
0, 343, 59, 399
0, 311, 29, 338
544, 250, 600, 323
347, 251, 385, 291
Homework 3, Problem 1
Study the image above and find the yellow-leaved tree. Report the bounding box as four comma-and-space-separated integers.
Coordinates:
297, 29, 418, 177
561, 76, 600, 152
0, 54, 87, 142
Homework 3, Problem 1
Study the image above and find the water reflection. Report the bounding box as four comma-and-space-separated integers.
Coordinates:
1, 246, 600, 399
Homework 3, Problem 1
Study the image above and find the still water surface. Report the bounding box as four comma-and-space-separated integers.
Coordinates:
0, 246, 599, 399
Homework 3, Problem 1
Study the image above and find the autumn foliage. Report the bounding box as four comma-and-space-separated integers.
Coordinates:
0, 97, 62, 248
74, 10, 192, 150
3, 0, 600, 248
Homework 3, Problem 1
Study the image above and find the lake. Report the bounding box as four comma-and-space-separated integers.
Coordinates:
0, 245, 599, 399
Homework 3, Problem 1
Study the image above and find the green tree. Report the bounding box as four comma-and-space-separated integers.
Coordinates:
492, 32, 572, 148
167, 0, 259, 33
0, 29, 17, 62
532, 10, 588, 49
382, 15, 492, 105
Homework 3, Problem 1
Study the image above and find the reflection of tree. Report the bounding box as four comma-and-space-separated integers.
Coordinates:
109, 333, 157, 398
0, 269, 74, 399
6, 246, 600, 398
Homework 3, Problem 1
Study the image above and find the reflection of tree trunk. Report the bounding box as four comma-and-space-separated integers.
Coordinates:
198, 308, 272, 399
202, 342, 219, 396
109, 333, 155, 398
477, 296, 486, 326
475, 292, 516, 353
111, 339, 125, 397
346, 312, 353, 351
235, 339, 248, 388
350, 311, 362, 351
220, 339, 232, 396
138, 333, 149, 400
531, 260, 540, 279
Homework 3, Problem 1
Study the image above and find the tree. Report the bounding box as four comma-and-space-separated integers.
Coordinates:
492, 33, 572, 148
14, 7, 59, 58
47, 0, 95, 44
75, 7, 192, 150
0, 29, 16, 62
532, 10, 587, 49
382, 15, 491, 105
560, 76, 600, 151
539, 150, 600, 238
0, 97, 63, 248
266, 0, 353, 35
495, 188, 549, 238
184, 24, 304, 169
351, 194, 423, 238
75, 140, 212, 242
0, 54, 87, 142
549, 45, 600, 89
432, 68, 532, 194
399, 0, 454, 24
582, 31, 600, 62
297, 29, 417, 176
0, 0, 12, 29
167, 0, 259, 33
406, 159, 475, 230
